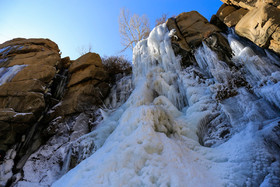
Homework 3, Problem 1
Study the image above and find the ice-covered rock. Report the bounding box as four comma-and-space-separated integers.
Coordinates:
215, 0, 280, 55
1, 7, 280, 187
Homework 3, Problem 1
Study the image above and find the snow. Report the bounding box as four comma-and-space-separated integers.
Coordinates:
13, 112, 33, 117
0, 45, 20, 58
52, 25, 280, 186
0, 65, 27, 86
0, 149, 16, 186
0, 46, 11, 54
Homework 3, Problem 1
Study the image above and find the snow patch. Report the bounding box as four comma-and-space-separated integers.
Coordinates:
0, 65, 27, 86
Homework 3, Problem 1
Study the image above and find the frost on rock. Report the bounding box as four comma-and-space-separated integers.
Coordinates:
53, 25, 280, 187
104, 75, 133, 110
0, 65, 27, 86
12, 113, 96, 186
0, 148, 16, 186
227, 30, 280, 109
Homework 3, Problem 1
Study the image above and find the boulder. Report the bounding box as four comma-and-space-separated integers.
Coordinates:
59, 56, 71, 69
54, 53, 109, 116
269, 26, 280, 54
68, 65, 107, 87
216, 4, 237, 21
0, 79, 45, 94
221, 0, 280, 10
223, 8, 248, 27
0, 108, 31, 150
12, 64, 56, 83
210, 15, 228, 32
235, 4, 280, 48
215, 1, 280, 55
166, 11, 232, 65
167, 11, 221, 51
0, 92, 45, 113
175, 11, 221, 48
69, 52, 103, 73
166, 17, 191, 52
0, 38, 59, 52
0, 38, 60, 150
0, 108, 34, 123
216, 4, 248, 27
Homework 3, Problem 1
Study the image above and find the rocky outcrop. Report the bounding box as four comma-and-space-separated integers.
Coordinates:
0, 39, 111, 186
221, 0, 280, 10
235, 4, 280, 52
167, 11, 221, 51
166, 11, 233, 66
0, 38, 60, 151
215, 4, 248, 28
0, 2, 279, 186
52, 52, 109, 116
215, 1, 280, 55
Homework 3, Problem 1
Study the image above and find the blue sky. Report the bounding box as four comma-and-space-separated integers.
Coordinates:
0, 0, 223, 60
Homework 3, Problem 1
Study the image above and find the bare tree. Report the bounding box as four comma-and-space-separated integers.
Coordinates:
119, 8, 150, 52
155, 14, 168, 27
76, 44, 92, 56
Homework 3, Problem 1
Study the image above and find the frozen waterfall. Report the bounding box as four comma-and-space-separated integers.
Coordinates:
53, 25, 280, 186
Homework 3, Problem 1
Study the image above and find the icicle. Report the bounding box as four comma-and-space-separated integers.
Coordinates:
227, 30, 280, 109
60, 147, 72, 175
104, 75, 133, 109
194, 42, 233, 85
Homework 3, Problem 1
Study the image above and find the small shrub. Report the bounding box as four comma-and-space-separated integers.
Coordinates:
102, 56, 132, 84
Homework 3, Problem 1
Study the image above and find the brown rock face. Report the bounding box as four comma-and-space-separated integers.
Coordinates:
235, 4, 280, 48
216, 4, 248, 27
221, 0, 280, 10
223, 8, 248, 27
0, 39, 111, 182
216, 4, 237, 21
166, 11, 232, 65
54, 52, 109, 116
166, 11, 221, 54
215, 1, 280, 55
176, 11, 221, 48
0, 38, 60, 150
0, 40, 112, 186
270, 27, 280, 54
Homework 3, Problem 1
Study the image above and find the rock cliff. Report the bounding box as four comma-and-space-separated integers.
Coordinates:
0, 0, 280, 186
0, 39, 111, 186
0, 38, 60, 151
215, 0, 280, 54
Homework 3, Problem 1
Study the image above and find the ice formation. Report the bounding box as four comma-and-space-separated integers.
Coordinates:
51, 24, 280, 186
0, 65, 27, 86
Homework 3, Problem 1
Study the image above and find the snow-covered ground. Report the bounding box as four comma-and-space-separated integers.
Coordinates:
50, 24, 280, 186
